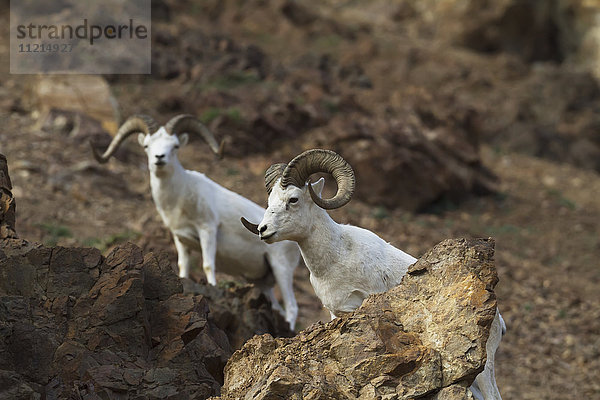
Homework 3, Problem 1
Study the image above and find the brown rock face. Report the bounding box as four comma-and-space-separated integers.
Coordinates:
313, 111, 496, 211
0, 239, 291, 399
183, 281, 294, 350
0, 241, 230, 399
216, 238, 497, 400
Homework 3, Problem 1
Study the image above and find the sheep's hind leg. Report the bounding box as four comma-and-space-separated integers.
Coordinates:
174, 236, 193, 279
470, 309, 504, 400
264, 287, 285, 315
266, 253, 298, 330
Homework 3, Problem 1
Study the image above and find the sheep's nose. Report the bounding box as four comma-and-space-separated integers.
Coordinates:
259, 225, 268, 234
155, 154, 165, 159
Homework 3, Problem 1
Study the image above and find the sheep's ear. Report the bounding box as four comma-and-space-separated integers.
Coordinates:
310, 177, 325, 197
178, 133, 189, 147
138, 133, 146, 146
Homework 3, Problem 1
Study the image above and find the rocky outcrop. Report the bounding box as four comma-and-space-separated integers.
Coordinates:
183, 281, 293, 350
448, 0, 600, 80
0, 242, 230, 399
0, 241, 294, 399
0, 240, 292, 399
215, 238, 498, 400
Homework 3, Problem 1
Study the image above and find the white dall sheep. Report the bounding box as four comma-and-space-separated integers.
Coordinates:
241, 149, 505, 400
93, 114, 301, 328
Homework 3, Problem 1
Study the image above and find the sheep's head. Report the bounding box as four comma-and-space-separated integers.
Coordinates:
91, 114, 224, 174
241, 149, 355, 243
138, 126, 186, 175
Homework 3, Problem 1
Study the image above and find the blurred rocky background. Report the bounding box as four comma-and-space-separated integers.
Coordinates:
0, 0, 599, 398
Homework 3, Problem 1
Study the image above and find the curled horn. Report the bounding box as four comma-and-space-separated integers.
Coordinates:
281, 149, 355, 210
165, 114, 224, 158
91, 115, 156, 163
265, 163, 287, 194
240, 217, 260, 235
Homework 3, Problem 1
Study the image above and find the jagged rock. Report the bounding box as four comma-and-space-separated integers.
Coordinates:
215, 238, 497, 400
0, 241, 230, 399
0, 236, 291, 399
183, 280, 294, 350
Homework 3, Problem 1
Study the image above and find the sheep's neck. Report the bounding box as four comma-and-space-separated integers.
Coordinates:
296, 210, 342, 278
149, 159, 186, 204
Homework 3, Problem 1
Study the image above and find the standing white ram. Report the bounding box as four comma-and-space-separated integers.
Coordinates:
92, 114, 300, 328
241, 148, 505, 400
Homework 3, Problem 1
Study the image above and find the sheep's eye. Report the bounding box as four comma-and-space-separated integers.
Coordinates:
289, 197, 298, 204
143, 145, 148, 149
174, 145, 179, 149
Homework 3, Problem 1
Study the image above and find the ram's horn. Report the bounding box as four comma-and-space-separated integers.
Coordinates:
280, 149, 355, 210
91, 115, 156, 163
240, 217, 260, 235
265, 163, 287, 194
165, 114, 224, 158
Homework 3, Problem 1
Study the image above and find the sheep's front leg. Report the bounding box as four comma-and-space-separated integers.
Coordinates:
471, 309, 504, 400
174, 236, 193, 279
199, 227, 218, 286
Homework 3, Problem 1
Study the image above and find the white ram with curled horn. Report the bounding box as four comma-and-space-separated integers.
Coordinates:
241, 148, 506, 400
92, 114, 301, 329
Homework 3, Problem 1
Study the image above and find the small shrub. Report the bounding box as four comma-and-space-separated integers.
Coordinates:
38, 222, 72, 246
